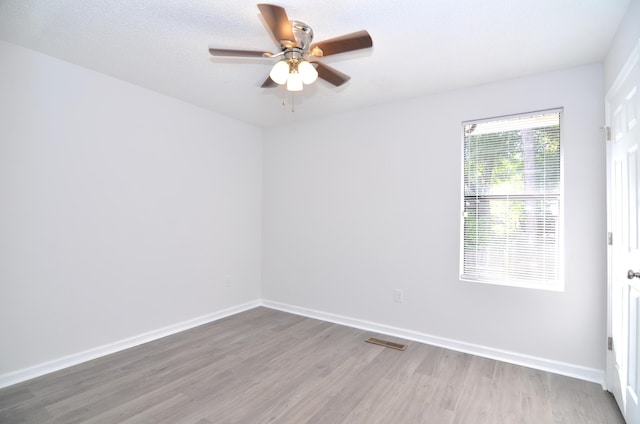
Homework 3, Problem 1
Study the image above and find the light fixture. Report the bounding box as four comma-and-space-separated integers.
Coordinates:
298, 60, 318, 84
286, 70, 303, 91
269, 60, 289, 85
269, 57, 318, 91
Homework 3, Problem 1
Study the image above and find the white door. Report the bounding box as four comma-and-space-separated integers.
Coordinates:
608, 41, 640, 424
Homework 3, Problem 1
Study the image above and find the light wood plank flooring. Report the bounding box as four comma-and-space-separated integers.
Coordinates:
0, 307, 624, 423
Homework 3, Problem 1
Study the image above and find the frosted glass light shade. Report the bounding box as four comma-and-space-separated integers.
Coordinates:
269, 60, 289, 85
298, 61, 318, 84
286, 72, 303, 91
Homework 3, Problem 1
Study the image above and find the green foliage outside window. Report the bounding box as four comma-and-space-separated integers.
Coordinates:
462, 112, 561, 286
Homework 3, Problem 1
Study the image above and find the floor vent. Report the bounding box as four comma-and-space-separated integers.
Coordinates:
365, 337, 407, 351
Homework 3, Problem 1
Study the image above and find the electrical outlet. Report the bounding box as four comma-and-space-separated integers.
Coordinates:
393, 289, 404, 303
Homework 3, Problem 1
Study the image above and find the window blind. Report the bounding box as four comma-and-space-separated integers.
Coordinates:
461, 109, 562, 289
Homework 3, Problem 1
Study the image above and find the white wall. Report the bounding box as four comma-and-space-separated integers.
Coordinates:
604, 0, 640, 90
263, 64, 606, 372
0, 41, 263, 376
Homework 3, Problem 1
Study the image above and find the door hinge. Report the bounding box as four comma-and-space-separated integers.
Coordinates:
603, 126, 611, 141
608, 232, 613, 246
608, 336, 613, 351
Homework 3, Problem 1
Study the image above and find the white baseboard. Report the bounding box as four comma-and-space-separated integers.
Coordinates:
260, 299, 605, 387
0, 298, 605, 390
0, 300, 260, 389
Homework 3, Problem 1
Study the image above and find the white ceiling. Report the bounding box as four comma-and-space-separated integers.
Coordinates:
0, 0, 630, 128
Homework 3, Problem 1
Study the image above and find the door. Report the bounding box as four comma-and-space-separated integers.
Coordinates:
608, 42, 640, 424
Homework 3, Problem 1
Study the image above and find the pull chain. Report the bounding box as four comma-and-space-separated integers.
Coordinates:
281, 84, 286, 107
279, 86, 296, 113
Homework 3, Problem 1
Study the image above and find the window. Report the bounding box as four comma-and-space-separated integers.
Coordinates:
460, 109, 562, 290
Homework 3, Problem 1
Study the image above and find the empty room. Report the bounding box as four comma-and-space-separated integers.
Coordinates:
1, 0, 639, 422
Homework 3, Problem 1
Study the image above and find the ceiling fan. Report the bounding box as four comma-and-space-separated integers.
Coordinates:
208, 3, 373, 92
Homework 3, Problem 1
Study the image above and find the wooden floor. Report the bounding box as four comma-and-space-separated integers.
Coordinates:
0, 307, 625, 423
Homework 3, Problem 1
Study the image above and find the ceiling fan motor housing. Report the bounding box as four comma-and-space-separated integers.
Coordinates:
290, 20, 314, 54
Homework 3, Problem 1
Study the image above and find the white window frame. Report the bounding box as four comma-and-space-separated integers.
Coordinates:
459, 108, 564, 291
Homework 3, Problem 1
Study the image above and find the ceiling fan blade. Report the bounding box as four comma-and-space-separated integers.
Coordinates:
313, 62, 351, 87
310, 30, 373, 57
261, 76, 278, 88
209, 48, 271, 58
257, 3, 297, 48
